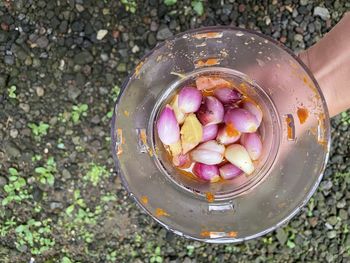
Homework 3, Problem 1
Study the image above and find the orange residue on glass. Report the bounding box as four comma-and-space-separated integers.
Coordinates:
193, 32, 223, 39
285, 116, 294, 140
148, 148, 154, 157
317, 113, 328, 151
226, 123, 240, 137
140, 129, 147, 145
117, 128, 124, 155
155, 208, 169, 217
141, 196, 148, 205
134, 61, 144, 78
200, 231, 211, 237
297, 107, 309, 124
195, 58, 220, 68
124, 110, 130, 117
227, 231, 238, 238
206, 192, 215, 203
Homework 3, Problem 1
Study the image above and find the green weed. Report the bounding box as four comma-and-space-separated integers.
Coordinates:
61, 257, 73, 263
121, 0, 136, 13
110, 85, 121, 101
307, 197, 315, 217
150, 246, 163, 263
28, 122, 49, 140
8, 85, 17, 98
186, 245, 195, 256
164, 0, 177, 6
106, 251, 117, 262
0, 217, 16, 237
84, 163, 109, 186
15, 218, 55, 255
2, 168, 30, 206
65, 189, 86, 216
34, 157, 56, 186
340, 111, 350, 125
191, 0, 204, 16
71, 104, 88, 124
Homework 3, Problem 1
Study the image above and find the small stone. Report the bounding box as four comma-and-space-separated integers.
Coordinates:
294, 34, 303, 42
147, 32, 156, 46
276, 228, 287, 244
327, 216, 338, 226
24, 57, 32, 66
327, 231, 337, 239
10, 129, 18, 138
100, 53, 108, 62
0, 31, 8, 42
339, 209, 348, 220
309, 217, 318, 227
62, 169, 71, 179
4, 142, 21, 158
150, 21, 159, 31
68, 87, 81, 100
320, 180, 332, 191
156, 25, 173, 40
19, 103, 30, 112
36, 36, 49, 48
300, 0, 308, 5
74, 51, 94, 65
50, 202, 63, 211
131, 45, 140, 53
96, 29, 108, 40
117, 63, 127, 72
4, 55, 14, 65
238, 4, 245, 12
75, 4, 84, 12
36, 86, 44, 97
314, 7, 330, 21
0, 176, 7, 187
336, 199, 346, 209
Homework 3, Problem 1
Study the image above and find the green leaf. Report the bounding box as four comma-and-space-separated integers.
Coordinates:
65, 205, 75, 215
192, 0, 204, 16
74, 190, 80, 200
80, 104, 88, 112
61, 256, 72, 263
8, 85, 17, 98
2, 197, 10, 206
4, 185, 12, 193
164, 0, 177, 6
8, 168, 18, 176
35, 167, 47, 174
287, 240, 295, 249
8, 175, 17, 182
40, 177, 46, 184
47, 174, 55, 186
15, 225, 25, 233
71, 112, 79, 123
106, 111, 113, 118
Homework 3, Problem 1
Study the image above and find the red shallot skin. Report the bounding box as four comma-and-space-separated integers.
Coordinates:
240, 132, 262, 161
197, 96, 224, 126
201, 124, 218, 142
219, 163, 243, 179
156, 105, 180, 145
224, 108, 259, 133
193, 163, 220, 182
178, 86, 202, 113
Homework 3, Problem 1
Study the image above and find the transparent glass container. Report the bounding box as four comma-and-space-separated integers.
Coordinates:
111, 27, 330, 243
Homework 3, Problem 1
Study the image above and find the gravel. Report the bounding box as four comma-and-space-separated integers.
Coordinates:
0, 0, 349, 262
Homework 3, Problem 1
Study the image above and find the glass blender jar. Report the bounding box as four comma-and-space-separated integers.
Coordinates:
111, 27, 330, 243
